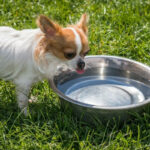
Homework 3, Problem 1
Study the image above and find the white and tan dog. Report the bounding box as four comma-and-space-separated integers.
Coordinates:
0, 14, 89, 115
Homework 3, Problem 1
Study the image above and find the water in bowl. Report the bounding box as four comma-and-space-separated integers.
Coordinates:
58, 76, 150, 107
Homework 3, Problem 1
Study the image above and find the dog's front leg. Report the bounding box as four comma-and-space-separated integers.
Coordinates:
15, 82, 31, 116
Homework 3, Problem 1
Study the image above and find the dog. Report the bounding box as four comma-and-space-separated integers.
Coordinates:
0, 14, 89, 115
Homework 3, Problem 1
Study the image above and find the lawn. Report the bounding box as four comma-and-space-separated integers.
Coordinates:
0, 0, 150, 149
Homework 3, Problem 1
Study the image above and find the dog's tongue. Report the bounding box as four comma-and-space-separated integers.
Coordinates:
76, 69, 85, 74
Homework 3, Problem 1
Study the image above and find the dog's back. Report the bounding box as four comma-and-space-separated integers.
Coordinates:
0, 27, 39, 80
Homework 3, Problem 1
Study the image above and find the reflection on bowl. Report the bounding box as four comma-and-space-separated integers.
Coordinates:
50, 55, 150, 123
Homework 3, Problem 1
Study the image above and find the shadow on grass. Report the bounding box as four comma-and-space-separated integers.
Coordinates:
1, 98, 150, 127
0, 98, 150, 149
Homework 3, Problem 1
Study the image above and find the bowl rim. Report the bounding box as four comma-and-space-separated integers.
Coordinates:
50, 55, 150, 111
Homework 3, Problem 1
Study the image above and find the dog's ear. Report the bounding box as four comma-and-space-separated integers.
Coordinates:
37, 15, 61, 36
77, 14, 88, 35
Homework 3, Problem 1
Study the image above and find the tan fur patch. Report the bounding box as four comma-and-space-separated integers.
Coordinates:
69, 26, 89, 56
77, 14, 88, 35
36, 15, 62, 36
34, 37, 47, 62
76, 28, 89, 55
34, 28, 77, 61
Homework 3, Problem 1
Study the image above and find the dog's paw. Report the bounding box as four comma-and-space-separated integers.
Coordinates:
28, 95, 38, 103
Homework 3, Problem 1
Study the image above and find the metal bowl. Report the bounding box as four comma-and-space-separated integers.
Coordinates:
50, 55, 150, 123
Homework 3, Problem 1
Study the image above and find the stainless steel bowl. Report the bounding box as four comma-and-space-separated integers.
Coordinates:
50, 55, 150, 123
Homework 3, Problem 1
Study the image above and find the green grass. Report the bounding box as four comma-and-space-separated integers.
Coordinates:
0, 0, 150, 149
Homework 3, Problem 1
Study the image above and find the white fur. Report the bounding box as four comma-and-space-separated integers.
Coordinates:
66, 27, 83, 69
0, 27, 40, 81
67, 27, 82, 53
0, 27, 69, 115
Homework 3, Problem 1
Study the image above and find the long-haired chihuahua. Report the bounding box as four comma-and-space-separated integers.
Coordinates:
0, 14, 89, 115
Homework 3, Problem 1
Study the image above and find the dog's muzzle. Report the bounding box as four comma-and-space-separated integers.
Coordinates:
77, 59, 85, 70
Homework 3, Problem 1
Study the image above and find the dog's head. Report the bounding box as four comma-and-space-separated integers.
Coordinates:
35, 14, 89, 74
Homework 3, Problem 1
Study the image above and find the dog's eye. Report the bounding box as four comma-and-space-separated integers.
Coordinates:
83, 49, 90, 56
64, 52, 76, 59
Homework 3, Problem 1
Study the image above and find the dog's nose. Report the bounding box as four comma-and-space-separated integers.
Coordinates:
77, 60, 85, 70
